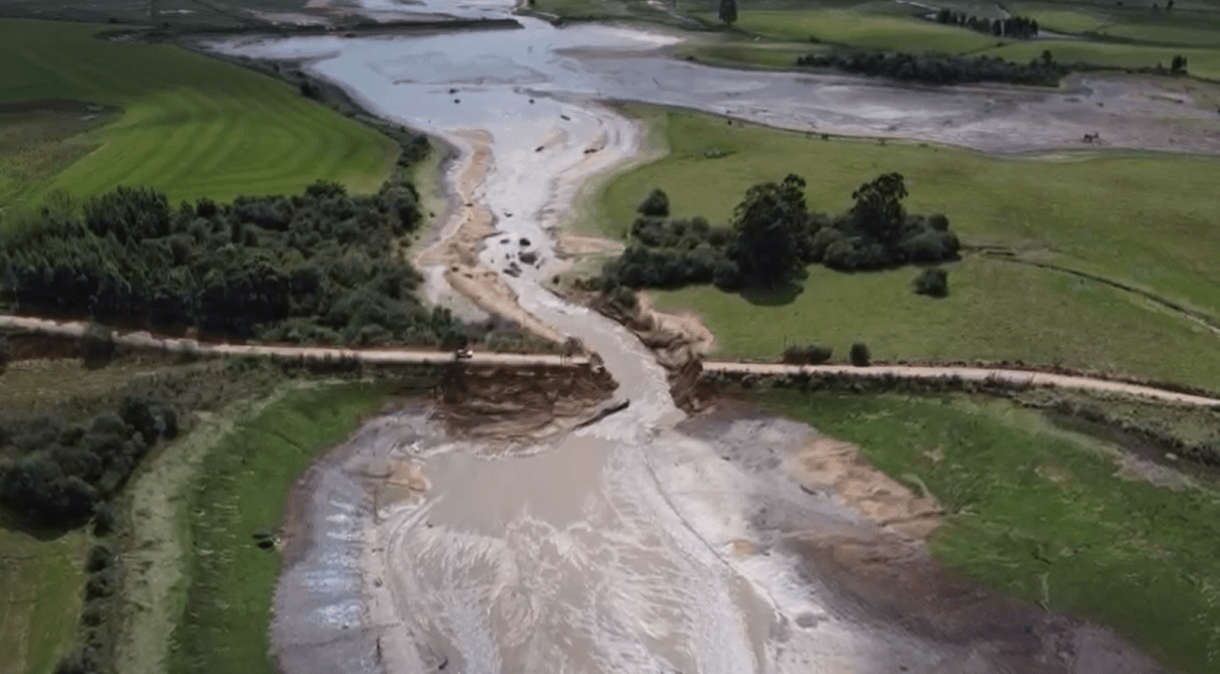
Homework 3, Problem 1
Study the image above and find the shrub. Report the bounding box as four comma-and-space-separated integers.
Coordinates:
637, 188, 670, 217
86, 543, 113, 573
85, 568, 115, 599
782, 344, 833, 364
0, 335, 9, 373
54, 647, 97, 674
914, 267, 949, 297
80, 324, 116, 369
850, 342, 872, 367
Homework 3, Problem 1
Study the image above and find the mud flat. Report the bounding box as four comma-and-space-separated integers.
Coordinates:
277, 397, 1164, 673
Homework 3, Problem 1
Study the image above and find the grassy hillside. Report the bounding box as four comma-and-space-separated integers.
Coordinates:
591, 106, 1220, 386
762, 390, 1220, 674
0, 19, 397, 208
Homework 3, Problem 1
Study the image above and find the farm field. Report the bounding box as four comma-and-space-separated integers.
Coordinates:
537, 0, 1220, 78
0, 519, 88, 674
760, 390, 1220, 674
169, 382, 391, 674
652, 256, 1220, 389
592, 106, 1220, 385
0, 19, 397, 211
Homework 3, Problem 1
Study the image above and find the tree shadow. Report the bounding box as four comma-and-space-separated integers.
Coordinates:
737, 282, 804, 307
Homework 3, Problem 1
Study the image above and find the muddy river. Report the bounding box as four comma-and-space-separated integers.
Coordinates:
212, 2, 1191, 671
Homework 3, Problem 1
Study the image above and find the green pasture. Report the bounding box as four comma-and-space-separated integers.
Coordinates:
715, 8, 1002, 53
762, 391, 1220, 674
592, 106, 1220, 384
170, 382, 390, 674
0, 0, 316, 27
0, 19, 397, 208
0, 519, 88, 674
983, 38, 1220, 78
1006, 2, 1111, 33
653, 256, 1220, 389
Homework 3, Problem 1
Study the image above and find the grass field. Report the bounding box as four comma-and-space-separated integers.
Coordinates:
0, 517, 88, 674
169, 382, 391, 674
761, 390, 1220, 674
715, 8, 1003, 53
591, 106, 1220, 385
653, 256, 1220, 389
0, 19, 397, 209
982, 39, 1220, 79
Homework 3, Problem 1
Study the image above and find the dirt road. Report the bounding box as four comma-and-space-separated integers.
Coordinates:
5, 315, 1218, 408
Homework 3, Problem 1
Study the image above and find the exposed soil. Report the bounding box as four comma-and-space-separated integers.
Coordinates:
430, 361, 618, 439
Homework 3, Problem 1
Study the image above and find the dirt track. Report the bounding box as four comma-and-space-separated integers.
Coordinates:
4, 314, 1218, 407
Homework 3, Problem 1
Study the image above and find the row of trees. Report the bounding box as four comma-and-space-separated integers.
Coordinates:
0, 181, 467, 346
796, 50, 1067, 86
934, 10, 1040, 39
600, 173, 960, 292
0, 398, 177, 526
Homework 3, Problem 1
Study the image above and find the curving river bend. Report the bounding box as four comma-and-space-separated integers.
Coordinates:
212, 3, 1191, 672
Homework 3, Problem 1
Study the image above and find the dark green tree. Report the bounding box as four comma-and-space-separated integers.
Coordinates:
637, 188, 670, 217
729, 174, 808, 288
850, 342, 872, 367
848, 172, 908, 244
1171, 54, 1188, 73
719, 0, 737, 26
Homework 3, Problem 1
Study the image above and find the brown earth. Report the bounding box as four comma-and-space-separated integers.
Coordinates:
431, 361, 618, 439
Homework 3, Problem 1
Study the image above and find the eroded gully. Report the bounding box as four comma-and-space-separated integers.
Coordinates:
209, 3, 1196, 672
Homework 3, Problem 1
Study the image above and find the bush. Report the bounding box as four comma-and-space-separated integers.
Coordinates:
914, 267, 949, 297
0, 399, 177, 527
80, 324, 115, 369
0, 335, 9, 373
54, 647, 97, 674
782, 344, 833, 365
850, 342, 872, 367
637, 188, 670, 217
796, 50, 1066, 86
85, 568, 115, 599
86, 543, 113, 573
92, 503, 115, 536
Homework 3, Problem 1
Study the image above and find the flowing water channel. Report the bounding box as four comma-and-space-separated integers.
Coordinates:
213, 4, 1183, 672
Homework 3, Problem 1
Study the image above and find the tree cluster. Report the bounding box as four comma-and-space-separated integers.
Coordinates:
0, 181, 465, 346
934, 9, 1040, 39
600, 173, 960, 293
796, 51, 1067, 86
0, 398, 177, 526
